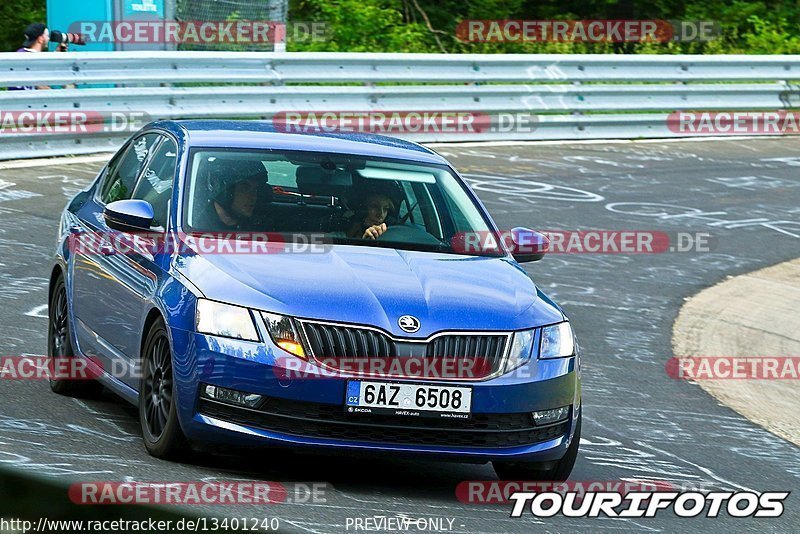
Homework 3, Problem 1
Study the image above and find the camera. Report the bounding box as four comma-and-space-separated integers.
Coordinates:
50, 30, 86, 46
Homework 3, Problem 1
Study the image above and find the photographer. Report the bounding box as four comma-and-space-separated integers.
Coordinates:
10, 23, 51, 90
17, 22, 49, 53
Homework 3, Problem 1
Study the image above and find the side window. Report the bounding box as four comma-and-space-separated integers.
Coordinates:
131, 137, 177, 229
398, 181, 424, 225
264, 160, 297, 189
441, 188, 472, 235
414, 182, 442, 238
99, 133, 160, 204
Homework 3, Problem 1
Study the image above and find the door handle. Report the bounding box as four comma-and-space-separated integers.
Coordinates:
98, 243, 116, 256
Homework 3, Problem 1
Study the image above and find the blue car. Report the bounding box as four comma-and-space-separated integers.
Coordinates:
49, 120, 581, 480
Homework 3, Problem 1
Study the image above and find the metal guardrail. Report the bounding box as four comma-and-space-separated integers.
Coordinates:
1, 51, 800, 160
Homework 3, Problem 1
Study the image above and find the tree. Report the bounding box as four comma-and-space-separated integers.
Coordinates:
0, 0, 46, 52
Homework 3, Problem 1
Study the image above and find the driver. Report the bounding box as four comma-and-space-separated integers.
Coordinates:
345, 189, 397, 239
200, 159, 271, 231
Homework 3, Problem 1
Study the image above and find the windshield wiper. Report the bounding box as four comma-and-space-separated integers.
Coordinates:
328, 236, 458, 253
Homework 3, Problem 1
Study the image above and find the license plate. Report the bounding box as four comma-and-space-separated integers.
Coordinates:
345, 380, 472, 419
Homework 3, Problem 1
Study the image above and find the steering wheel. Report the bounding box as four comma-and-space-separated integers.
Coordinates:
376, 224, 444, 245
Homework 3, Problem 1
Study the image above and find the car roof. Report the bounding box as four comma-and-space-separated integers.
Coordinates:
147, 120, 449, 166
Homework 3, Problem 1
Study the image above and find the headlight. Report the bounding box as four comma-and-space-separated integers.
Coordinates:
196, 299, 259, 342
539, 322, 575, 359
503, 329, 535, 373
261, 312, 306, 359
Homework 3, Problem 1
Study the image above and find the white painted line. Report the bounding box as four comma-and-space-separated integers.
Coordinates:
0, 153, 114, 170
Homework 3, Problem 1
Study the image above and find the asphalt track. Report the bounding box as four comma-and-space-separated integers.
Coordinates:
0, 137, 799, 533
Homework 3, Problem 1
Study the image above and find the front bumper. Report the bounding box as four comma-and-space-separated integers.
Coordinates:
170, 329, 581, 462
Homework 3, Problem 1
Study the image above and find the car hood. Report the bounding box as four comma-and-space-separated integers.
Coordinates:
174, 245, 564, 337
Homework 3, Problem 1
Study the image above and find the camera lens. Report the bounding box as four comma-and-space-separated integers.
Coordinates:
50, 30, 86, 46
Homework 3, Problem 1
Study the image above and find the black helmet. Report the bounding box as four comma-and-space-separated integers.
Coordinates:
206, 158, 269, 208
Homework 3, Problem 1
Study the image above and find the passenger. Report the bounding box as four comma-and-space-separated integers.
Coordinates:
199, 159, 271, 231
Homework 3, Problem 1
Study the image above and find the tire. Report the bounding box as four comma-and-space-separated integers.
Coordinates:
493, 408, 581, 481
48, 275, 103, 397
139, 318, 188, 460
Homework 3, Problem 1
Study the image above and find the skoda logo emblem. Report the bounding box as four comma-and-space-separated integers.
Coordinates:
398, 315, 420, 333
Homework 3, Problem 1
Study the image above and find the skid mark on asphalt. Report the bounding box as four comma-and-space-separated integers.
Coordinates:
605, 202, 800, 239
562, 155, 646, 169
2, 332, 45, 352
581, 420, 731, 492
443, 148, 660, 176
0, 435, 46, 447
36, 174, 93, 198
0, 413, 136, 444
0, 412, 143, 476
587, 407, 800, 480
0, 236, 50, 254
759, 156, 800, 167
542, 283, 668, 309
603, 329, 658, 364
463, 173, 605, 203
72, 400, 140, 439
0, 446, 115, 477
24, 304, 47, 318
634, 441, 755, 493
282, 520, 329, 534
0, 190, 41, 203
0, 416, 62, 435
706, 175, 799, 191
686, 253, 759, 271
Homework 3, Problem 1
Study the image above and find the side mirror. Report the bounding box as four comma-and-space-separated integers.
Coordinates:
104, 200, 154, 232
508, 227, 549, 263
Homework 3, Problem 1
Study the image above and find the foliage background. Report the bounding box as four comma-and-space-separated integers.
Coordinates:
1, 0, 46, 52
288, 0, 800, 53
2, 0, 799, 53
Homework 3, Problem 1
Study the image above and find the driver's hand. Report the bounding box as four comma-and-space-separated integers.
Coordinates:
363, 223, 387, 239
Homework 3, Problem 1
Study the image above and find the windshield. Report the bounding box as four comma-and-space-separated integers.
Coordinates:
182, 148, 504, 257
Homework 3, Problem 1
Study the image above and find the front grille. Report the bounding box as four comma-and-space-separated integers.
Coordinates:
299, 320, 510, 380
302, 322, 396, 358
199, 397, 569, 449
427, 334, 508, 363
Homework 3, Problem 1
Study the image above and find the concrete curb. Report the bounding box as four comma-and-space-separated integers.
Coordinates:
672, 258, 800, 447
